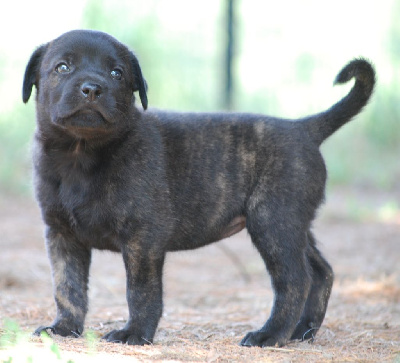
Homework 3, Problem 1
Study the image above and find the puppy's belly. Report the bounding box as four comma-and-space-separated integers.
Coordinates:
218, 216, 246, 239
166, 216, 246, 251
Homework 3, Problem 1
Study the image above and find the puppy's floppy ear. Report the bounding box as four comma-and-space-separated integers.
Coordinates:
130, 52, 148, 110
22, 44, 48, 103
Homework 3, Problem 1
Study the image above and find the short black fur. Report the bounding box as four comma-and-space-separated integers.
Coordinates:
23, 30, 375, 347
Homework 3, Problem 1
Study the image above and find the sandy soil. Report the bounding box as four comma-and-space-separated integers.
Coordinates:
0, 187, 399, 362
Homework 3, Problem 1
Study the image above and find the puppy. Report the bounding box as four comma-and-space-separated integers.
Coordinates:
23, 30, 375, 347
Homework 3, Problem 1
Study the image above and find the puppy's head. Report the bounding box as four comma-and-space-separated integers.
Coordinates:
23, 30, 148, 138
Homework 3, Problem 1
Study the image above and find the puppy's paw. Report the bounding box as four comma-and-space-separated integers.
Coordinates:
102, 329, 151, 345
290, 321, 319, 341
240, 330, 286, 348
33, 324, 82, 338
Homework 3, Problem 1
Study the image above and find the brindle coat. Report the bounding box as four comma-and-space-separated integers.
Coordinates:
23, 30, 375, 347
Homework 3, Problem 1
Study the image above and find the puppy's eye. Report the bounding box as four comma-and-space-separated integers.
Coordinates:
111, 69, 122, 80
56, 63, 70, 74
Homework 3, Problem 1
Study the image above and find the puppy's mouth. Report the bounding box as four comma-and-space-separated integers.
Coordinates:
53, 108, 112, 137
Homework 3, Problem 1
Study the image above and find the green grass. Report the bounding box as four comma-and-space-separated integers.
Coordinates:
0, 319, 72, 363
0, 320, 102, 363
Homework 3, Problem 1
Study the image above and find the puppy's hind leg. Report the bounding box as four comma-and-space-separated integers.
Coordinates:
291, 231, 333, 341
240, 203, 312, 347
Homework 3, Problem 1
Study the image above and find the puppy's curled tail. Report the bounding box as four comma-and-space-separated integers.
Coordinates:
306, 58, 376, 145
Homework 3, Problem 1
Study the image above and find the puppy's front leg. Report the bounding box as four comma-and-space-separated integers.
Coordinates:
35, 228, 91, 337
103, 240, 165, 345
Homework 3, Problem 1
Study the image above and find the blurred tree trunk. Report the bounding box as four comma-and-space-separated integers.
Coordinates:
224, 0, 236, 110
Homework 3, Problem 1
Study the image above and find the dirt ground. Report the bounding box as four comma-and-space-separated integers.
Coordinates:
0, 187, 399, 362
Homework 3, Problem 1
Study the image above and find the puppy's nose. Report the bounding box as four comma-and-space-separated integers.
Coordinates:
81, 82, 102, 101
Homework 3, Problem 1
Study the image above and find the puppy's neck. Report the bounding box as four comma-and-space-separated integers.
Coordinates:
72, 139, 83, 155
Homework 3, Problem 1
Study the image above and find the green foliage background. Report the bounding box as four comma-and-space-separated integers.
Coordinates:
0, 0, 399, 195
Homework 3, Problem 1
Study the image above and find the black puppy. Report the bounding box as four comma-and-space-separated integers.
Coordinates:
23, 30, 375, 347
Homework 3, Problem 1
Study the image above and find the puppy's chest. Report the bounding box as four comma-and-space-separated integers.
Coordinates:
57, 171, 128, 249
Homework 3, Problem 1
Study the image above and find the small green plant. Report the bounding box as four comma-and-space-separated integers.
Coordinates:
0, 319, 76, 363
0, 319, 27, 349
83, 330, 99, 356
